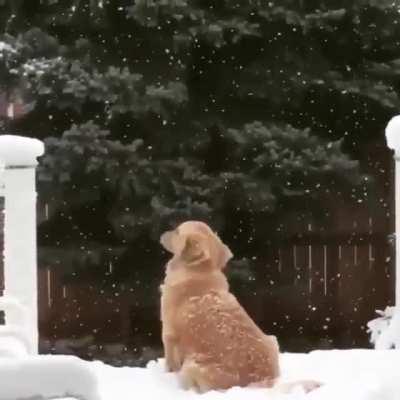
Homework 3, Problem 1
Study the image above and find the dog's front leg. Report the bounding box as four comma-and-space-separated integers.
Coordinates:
163, 333, 182, 372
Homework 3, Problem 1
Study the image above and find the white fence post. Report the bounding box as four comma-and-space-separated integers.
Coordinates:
386, 116, 400, 305
0, 135, 44, 354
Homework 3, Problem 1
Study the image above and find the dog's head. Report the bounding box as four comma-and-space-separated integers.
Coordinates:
160, 221, 233, 270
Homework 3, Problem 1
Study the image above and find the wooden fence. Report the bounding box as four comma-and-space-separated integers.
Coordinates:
29, 231, 393, 352
0, 197, 395, 354
246, 234, 394, 350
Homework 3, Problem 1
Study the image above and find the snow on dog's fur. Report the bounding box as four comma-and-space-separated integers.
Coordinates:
160, 221, 320, 394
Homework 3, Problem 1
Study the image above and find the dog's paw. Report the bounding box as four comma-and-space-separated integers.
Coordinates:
299, 380, 323, 393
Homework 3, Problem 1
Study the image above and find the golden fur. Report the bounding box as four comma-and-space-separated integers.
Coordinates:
160, 221, 321, 393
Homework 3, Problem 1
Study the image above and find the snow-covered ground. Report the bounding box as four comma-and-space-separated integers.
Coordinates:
1, 348, 400, 399
86, 349, 400, 400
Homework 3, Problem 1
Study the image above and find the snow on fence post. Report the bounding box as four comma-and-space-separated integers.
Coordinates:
0, 135, 44, 354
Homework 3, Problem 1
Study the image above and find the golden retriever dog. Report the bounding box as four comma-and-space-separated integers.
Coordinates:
160, 221, 321, 393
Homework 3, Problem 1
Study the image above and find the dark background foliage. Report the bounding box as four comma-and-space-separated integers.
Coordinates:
0, 0, 398, 363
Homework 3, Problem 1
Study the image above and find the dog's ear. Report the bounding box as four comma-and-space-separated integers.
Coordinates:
161, 230, 210, 266
160, 230, 186, 255
181, 232, 210, 267
217, 243, 233, 269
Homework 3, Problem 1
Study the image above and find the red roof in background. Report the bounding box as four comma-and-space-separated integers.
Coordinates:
0, 93, 27, 119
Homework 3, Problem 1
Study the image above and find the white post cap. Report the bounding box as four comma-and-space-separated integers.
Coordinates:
0, 135, 45, 167
386, 116, 400, 155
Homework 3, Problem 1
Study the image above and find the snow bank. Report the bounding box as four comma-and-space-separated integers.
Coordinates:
0, 355, 100, 400
0, 135, 44, 167
0, 350, 399, 399
94, 359, 287, 400
90, 350, 400, 400
280, 350, 400, 400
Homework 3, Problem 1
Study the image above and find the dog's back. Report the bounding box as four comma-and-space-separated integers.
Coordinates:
179, 287, 280, 386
